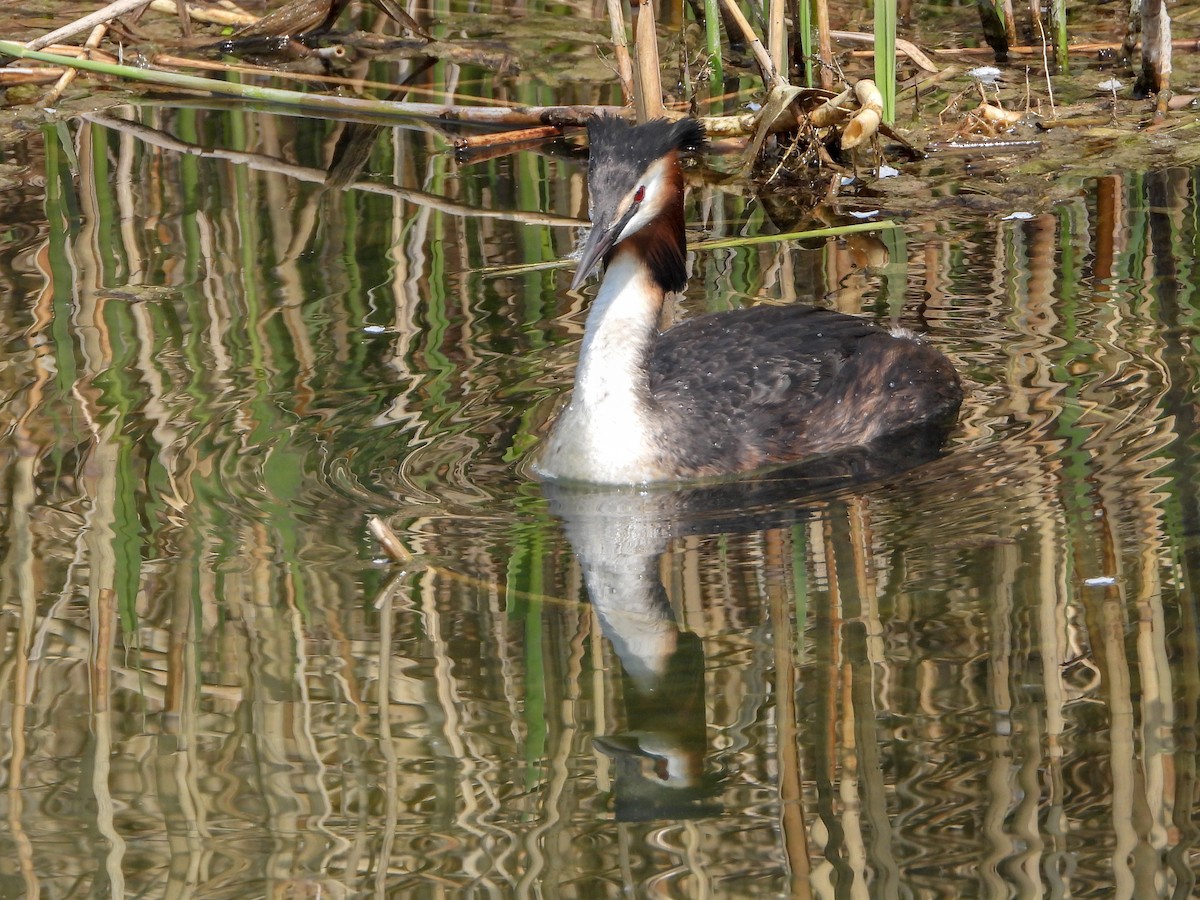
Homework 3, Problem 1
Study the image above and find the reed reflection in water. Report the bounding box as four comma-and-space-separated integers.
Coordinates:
0, 108, 1196, 897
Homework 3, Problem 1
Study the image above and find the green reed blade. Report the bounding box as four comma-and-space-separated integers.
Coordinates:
874, 0, 896, 124
797, 0, 814, 87
703, 0, 725, 95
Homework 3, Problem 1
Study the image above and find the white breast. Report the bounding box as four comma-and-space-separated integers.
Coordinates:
535, 254, 669, 483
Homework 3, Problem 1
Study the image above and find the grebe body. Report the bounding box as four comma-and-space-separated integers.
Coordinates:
535, 116, 962, 485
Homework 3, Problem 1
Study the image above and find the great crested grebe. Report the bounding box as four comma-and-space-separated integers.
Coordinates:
535, 115, 963, 485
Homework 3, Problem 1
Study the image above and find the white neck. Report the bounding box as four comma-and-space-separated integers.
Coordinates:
536, 252, 668, 483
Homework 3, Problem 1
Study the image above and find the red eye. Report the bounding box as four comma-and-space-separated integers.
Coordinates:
634, 185, 645, 203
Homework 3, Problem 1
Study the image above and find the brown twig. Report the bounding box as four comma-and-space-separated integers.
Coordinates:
454, 125, 562, 151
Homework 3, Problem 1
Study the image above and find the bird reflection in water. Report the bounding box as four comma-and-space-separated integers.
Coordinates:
544, 435, 952, 821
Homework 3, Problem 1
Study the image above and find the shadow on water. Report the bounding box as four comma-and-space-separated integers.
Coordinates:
0, 97, 1198, 897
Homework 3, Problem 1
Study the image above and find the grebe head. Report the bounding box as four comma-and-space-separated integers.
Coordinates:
570, 116, 707, 293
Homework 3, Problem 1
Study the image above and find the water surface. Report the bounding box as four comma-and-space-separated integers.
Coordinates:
0, 99, 1197, 898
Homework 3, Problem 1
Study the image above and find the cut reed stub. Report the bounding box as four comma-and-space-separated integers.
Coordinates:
975, 103, 1023, 126
840, 79, 883, 150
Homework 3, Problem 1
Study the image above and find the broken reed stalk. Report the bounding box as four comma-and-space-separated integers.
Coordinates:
84, 110, 583, 225
831, 30, 938, 73
39, 22, 107, 107
368, 516, 414, 565
929, 37, 1197, 57
8, 41, 791, 139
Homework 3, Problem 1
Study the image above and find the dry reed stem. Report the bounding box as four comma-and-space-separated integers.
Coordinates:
767, 0, 786, 82
716, 0, 781, 88
39, 23, 107, 107
0, 67, 66, 85
811, 0, 835, 91
454, 125, 562, 151
927, 38, 1200, 57
1034, 11, 1057, 118
632, 0, 665, 120
604, 0, 635, 103
368, 516, 414, 564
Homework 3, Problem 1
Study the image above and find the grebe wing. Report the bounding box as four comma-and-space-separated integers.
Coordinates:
647, 304, 956, 471
648, 304, 882, 411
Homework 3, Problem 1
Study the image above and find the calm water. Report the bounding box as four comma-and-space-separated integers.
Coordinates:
0, 102, 1198, 899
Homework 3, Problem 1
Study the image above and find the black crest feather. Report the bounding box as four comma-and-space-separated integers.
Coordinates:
585, 116, 706, 183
